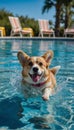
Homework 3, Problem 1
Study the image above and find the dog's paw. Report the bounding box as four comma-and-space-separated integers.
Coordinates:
42, 95, 49, 101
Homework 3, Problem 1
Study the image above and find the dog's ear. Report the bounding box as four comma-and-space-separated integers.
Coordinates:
42, 50, 53, 65
17, 50, 29, 67
50, 66, 61, 75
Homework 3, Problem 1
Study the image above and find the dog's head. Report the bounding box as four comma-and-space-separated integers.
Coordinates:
17, 50, 53, 84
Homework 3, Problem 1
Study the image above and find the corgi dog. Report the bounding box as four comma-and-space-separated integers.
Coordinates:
17, 50, 61, 101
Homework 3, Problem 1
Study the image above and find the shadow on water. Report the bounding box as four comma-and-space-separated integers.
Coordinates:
20, 97, 55, 130
29, 116, 51, 129
0, 97, 25, 129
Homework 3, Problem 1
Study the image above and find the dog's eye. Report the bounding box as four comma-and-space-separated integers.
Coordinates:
29, 61, 33, 66
39, 62, 43, 66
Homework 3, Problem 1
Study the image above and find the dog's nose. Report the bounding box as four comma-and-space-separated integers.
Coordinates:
33, 67, 38, 73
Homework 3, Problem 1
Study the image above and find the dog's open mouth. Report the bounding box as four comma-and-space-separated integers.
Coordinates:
29, 73, 42, 82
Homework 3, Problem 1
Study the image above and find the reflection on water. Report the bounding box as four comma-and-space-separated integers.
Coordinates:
0, 39, 74, 130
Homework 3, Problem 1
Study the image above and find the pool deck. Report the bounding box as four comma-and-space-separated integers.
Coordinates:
0, 36, 74, 41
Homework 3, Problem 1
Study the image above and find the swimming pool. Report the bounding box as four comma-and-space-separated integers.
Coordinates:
0, 39, 74, 130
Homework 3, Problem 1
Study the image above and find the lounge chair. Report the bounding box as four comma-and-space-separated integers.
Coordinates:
8, 16, 32, 37
64, 26, 74, 37
38, 19, 55, 37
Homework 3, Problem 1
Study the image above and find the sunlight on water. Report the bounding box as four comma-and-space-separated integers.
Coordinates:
0, 39, 74, 130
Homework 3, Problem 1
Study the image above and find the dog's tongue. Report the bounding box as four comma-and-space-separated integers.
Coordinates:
32, 74, 40, 82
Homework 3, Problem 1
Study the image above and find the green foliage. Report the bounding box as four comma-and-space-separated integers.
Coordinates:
42, 0, 74, 36
0, 9, 39, 36
42, 0, 54, 14
0, 9, 13, 35
19, 16, 39, 36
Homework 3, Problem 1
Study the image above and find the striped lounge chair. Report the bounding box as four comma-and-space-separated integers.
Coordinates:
38, 19, 55, 37
64, 28, 74, 37
8, 16, 32, 37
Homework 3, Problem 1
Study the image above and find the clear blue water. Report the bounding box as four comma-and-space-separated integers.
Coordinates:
0, 39, 74, 130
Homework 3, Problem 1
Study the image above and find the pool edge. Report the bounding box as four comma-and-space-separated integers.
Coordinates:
0, 36, 74, 41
